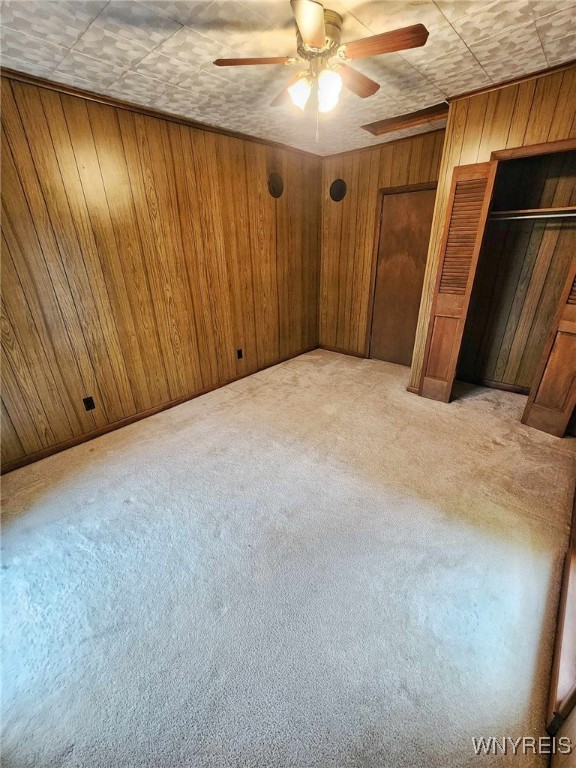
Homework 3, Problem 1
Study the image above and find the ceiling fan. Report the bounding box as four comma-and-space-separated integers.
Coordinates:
213, 0, 429, 113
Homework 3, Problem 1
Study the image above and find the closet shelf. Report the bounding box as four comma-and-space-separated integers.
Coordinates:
489, 206, 576, 221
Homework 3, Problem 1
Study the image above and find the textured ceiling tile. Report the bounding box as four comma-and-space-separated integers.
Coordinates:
103, 83, 158, 108
0, 0, 107, 48
391, 87, 447, 111
0, 54, 55, 78
535, 5, 576, 44
241, 0, 295, 28
542, 31, 576, 65
48, 69, 111, 93
152, 25, 232, 65
136, 0, 213, 27
112, 69, 171, 98
135, 50, 206, 87
526, 0, 576, 15
451, 0, 538, 43
416, 46, 483, 77
469, 21, 547, 80
1, 0, 573, 154
434, 0, 496, 24
172, 0, 272, 49
91, 1, 183, 48
0, 25, 67, 68
53, 50, 127, 87
72, 24, 153, 68
399, 23, 469, 66
346, 89, 401, 116
225, 24, 297, 57
351, 53, 432, 96
417, 49, 492, 95
350, 0, 450, 33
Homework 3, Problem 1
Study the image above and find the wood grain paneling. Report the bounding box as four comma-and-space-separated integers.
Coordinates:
410, 64, 576, 390
319, 129, 445, 355
522, 259, 576, 436
458, 152, 576, 391
1, 76, 321, 472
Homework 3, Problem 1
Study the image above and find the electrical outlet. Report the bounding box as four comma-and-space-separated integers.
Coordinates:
83, 396, 95, 411
236, 349, 243, 360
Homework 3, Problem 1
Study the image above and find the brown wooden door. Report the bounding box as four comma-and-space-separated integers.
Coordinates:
370, 187, 436, 366
420, 161, 497, 402
522, 258, 576, 436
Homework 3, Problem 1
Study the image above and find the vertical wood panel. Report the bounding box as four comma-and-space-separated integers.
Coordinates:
58, 92, 153, 412
319, 129, 445, 355
2, 244, 75, 444
0, 401, 24, 465
410, 65, 576, 390
1, 75, 320, 472
245, 142, 280, 368
87, 99, 173, 406
2, 80, 104, 434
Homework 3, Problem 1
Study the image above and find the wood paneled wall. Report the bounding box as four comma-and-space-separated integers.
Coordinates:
1, 76, 320, 472
458, 152, 576, 391
409, 64, 576, 390
319, 129, 445, 355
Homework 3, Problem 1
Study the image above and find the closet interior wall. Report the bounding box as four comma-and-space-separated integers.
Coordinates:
458, 151, 576, 393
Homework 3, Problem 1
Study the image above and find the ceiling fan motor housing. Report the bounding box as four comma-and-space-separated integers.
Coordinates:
297, 9, 342, 60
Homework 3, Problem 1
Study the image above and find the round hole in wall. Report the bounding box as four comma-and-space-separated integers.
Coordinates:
268, 172, 284, 198
330, 178, 347, 202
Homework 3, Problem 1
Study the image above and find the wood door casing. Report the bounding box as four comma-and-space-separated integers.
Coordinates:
370, 186, 436, 367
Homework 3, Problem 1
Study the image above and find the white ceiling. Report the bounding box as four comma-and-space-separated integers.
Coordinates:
1, 0, 575, 155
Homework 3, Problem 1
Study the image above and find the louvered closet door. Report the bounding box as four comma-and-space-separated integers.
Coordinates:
420, 162, 497, 402
522, 256, 576, 436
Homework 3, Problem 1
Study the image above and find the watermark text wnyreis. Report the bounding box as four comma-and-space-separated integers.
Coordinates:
472, 736, 573, 756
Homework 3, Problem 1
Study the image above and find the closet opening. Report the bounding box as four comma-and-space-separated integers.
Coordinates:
456, 150, 576, 409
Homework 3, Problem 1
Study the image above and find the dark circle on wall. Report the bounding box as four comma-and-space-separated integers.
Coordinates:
330, 178, 347, 202
268, 172, 284, 198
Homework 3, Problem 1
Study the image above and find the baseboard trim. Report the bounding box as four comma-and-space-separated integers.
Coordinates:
406, 386, 420, 394
1, 345, 319, 475
476, 378, 530, 395
319, 344, 367, 359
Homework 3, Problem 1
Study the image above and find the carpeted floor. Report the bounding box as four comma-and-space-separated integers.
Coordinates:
2, 350, 575, 768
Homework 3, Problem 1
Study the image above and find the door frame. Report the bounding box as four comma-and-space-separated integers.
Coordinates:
365, 181, 438, 359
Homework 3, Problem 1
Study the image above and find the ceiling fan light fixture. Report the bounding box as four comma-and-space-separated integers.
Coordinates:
288, 75, 313, 110
317, 68, 342, 112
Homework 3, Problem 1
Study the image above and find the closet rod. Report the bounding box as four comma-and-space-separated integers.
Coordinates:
489, 212, 576, 221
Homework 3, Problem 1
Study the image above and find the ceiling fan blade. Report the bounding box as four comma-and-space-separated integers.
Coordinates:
290, 0, 326, 48
361, 103, 449, 136
341, 23, 429, 60
214, 57, 291, 66
338, 64, 380, 98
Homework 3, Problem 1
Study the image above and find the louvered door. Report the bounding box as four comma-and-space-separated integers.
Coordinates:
522, 256, 576, 436
420, 162, 497, 402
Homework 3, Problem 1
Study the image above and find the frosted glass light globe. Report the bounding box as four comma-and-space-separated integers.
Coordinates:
318, 69, 343, 113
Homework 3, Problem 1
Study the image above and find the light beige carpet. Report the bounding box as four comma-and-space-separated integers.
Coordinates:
2, 350, 575, 768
